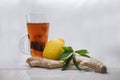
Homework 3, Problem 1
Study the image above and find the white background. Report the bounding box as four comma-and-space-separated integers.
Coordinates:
0, 0, 120, 68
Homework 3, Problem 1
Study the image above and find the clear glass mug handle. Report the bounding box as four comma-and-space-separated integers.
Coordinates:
19, 35, 30, 55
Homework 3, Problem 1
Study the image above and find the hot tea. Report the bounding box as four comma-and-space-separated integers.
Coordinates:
27, 23, 49, 57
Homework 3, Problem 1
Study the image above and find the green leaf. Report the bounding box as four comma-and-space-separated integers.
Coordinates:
75, 49, 88, 54
59, 52, 70, 60
62, 46, 73, 53
72, 53, 81, 71
59, 46, 73, 60
62, 53, 73, 71
75, 49, 90, 58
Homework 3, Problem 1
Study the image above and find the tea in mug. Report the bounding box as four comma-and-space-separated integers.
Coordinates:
27, 23, 49, 57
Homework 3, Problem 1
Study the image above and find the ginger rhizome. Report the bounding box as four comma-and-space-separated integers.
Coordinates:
27, 53, 107, 73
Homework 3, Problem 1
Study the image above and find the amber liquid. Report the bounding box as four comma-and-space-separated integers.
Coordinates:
27, 23, 49, 57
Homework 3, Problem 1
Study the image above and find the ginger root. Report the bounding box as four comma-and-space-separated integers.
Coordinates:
26, 57, 63, 68
75, 54, 107, 73
26, 53, 107, 74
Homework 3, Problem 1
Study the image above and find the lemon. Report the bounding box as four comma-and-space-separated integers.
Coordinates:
43, 38, 65, 60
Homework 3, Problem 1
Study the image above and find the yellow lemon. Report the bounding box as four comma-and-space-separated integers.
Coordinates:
43, 38, 65, 60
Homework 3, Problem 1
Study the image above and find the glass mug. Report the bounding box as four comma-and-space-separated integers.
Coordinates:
20, 14, 49, 57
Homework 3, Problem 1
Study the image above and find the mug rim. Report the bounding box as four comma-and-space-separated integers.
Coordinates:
25, 13, 49, 23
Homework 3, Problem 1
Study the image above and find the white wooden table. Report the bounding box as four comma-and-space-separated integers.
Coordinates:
0, 68, 120, 80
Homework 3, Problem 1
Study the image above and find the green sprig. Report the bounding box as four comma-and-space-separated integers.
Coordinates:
59, 46, 91, 71
75, 49, 90, 58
